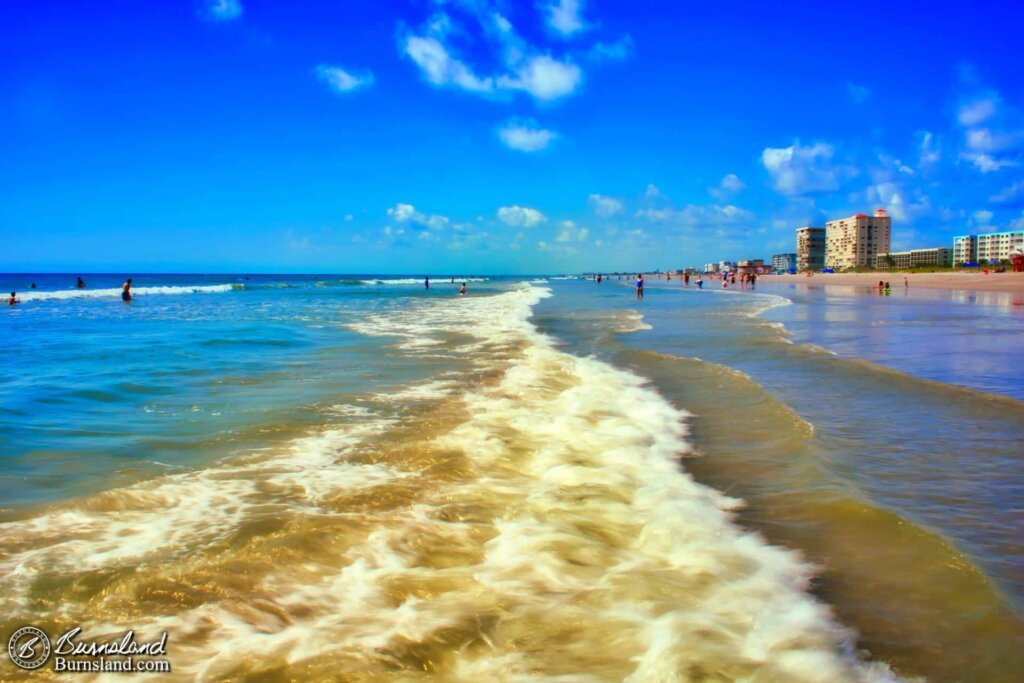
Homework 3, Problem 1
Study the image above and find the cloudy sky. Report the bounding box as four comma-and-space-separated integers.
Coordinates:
2, 0, 1023, 273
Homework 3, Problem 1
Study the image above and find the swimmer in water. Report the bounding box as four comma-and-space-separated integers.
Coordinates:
459, 282, 467, 295
424, 276, 430, 290
122, 278, 133, 302
8, 291, 19, 305
76, 276, 86, 289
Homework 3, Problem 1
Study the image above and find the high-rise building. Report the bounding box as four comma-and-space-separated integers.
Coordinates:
772, 253, 797, 271
952, 235, 978, 265
977, 230, 1024, 263
825, 209, 891, 269
796, 227, 826, 271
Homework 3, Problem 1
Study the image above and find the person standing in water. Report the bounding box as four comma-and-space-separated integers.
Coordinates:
424, 276, 430, 290
459, 282, 467, 295
696, 278, 704, 289
76, 276, 86, 289
597, 273, 602, 284
122, 278, 133, 302
8, 291, 19, 305
684, 273, 690, 287
635, 274, 644, 300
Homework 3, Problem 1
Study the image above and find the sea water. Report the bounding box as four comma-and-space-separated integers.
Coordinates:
0, 273, 1022, 680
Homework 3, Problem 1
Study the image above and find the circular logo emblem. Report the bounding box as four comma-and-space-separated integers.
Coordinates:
8, 627, 51, 670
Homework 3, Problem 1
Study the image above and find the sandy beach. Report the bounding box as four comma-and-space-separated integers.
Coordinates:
758, 271, 1024, 293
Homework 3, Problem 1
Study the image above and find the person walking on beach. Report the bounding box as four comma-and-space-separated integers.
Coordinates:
904, 277, 909, 289
635, 274, 644, 300
122, 278, 133, 302
8, 291, 19, 306
459, 282, 467, 296
424, 276, 430, 290
884, 282, 891, 295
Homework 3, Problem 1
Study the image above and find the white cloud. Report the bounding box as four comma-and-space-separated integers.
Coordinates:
637, 203, 755, 228
497, 205, 547, 227
918, 131, 941, 167
497, 55, 582, 101
498, 119, 558, 151
588, 36, 633, 62
204, 0, 242, 21
543, 0, 588, 36
847, 82, 870, 104
973, 210, 994, 225
644, 184, 663, 199
387, 203, 422, 223
965, 128, 1021, 154
761, 142, 842, 195
1010, 212, 1024, 230
404, 35, 495, 93
866, 182, 931, 223
991, 181, 1024, 205
427, 215, 450, 229
961, 152, 1019, 173
709, 173, 746, 201
344, 214, 354, 221
588, 193, 624, 217
556, 220, 589, 242
958, 97, 998, 126
315, 65, 374, 93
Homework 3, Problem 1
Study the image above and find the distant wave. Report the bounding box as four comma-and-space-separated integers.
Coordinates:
360, 277, 489, 285
16, 284, 239, 302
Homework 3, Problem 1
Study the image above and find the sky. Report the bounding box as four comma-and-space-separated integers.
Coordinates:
2, 0, 1024, 274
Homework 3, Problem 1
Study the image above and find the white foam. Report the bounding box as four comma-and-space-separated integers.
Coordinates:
15, 284, 238, 302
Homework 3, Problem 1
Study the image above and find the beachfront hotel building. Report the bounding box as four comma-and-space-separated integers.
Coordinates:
772, 253, 798, 271
953, 235, 978, 265
977, 230, 1024, 262
874, 248, 952, 270
825, 210, 891, 269
796, 227, 826, 271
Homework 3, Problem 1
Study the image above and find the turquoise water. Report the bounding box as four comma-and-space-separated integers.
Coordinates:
0, 273, 505, 506
1, 273, 1023, 680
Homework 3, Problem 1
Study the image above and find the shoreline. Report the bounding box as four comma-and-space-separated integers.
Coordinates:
757, 271, 1024, 293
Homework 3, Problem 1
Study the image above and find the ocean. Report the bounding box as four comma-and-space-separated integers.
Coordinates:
1, 273, 1022, 680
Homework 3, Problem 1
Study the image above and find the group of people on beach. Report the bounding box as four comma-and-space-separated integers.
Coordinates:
593, 270, 760, 299
8, 277, 132, 306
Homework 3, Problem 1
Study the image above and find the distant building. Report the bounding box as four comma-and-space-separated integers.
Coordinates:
875, 248, 952, 270
825, 210, 891, 269
953, 235, 977, 265
977, 230, 1024, 263
704, 262, 719, 273
796, 227, 826, 271
718, 260, 736, 273
736, 259, 766, 275
772, 253, 798, 271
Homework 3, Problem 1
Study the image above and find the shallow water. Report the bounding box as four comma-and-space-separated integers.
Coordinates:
1, 274, 1022, 680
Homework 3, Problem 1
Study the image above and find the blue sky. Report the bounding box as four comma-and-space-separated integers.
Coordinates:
2, 0, 1023, 273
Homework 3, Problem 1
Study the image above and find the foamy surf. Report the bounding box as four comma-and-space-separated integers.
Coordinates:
0, 284, 904, 680
13, 283, 238, 302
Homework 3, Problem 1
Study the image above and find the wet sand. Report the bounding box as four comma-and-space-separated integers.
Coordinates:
758, 271, 1024, 292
